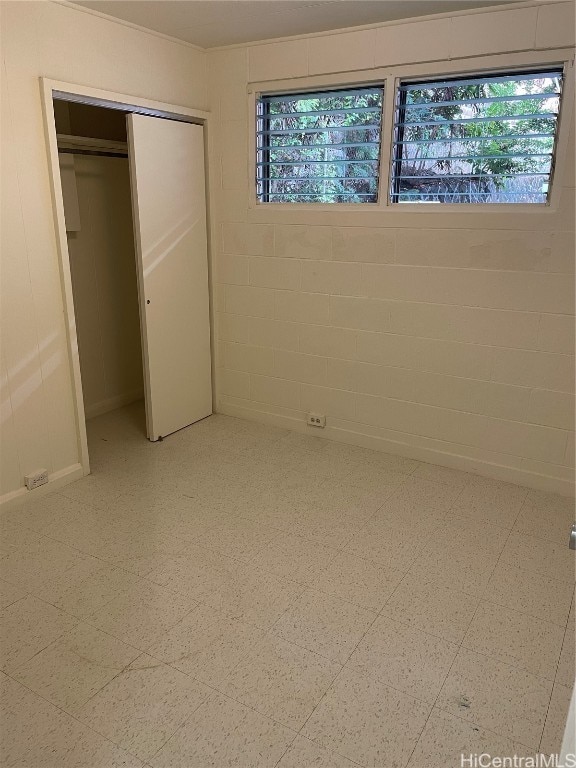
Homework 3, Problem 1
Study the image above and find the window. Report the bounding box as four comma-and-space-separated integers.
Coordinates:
390, 69, 563, 204
256, 86, 384, 203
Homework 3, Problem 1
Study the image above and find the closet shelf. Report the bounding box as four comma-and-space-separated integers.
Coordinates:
57, 133, 128, 155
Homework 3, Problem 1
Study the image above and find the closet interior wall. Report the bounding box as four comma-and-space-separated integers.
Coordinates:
55, 101, 144, 421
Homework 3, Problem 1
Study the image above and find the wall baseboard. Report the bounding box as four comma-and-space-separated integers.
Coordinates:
85, 390, 144, 420
0, 463, 85, 511
2, 402, 571, 512
217, 400, 576, 498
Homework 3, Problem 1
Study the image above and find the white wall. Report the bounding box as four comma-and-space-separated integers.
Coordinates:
0, 0, 207, 503
66, 155, 143, 419
208, 2, 576, 495
1, 0, 574, 503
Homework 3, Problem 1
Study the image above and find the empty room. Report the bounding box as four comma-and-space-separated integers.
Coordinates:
0, 0, 575, 766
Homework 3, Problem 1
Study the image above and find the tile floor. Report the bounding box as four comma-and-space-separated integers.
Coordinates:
1, 402, 574, 767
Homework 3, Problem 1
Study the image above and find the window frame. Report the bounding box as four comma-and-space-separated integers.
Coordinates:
247, 49, 574, 216
389, 67, 565, 207
255, 85, 386, 205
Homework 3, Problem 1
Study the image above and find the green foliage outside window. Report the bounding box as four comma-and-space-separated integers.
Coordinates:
256, 88, 383, 203
392, 71, 562, 203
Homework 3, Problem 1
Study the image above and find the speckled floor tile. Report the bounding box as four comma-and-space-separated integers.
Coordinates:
407, 546, 499, 599
512, 491, 575, 544
326, 442, 419, 475
149, 691, 296, 768
0, 520, 42, 556
301, 667, 431, 767
147, 603, 265, 686
202, 564, 305, 630
13, 621, 140, 714
137, 504, 233, 544
115, 552, 175, 578
40, 508, 123, 555
500, 531, 576, 583
380, 572, 479, 643
220, 633, 341, 730
195, 516, 284, 561
377, 478, 463, 522
279, 451, 363, 483
0, 579, 27, 610
10, 706, 144, 767
0, 595, 78, 673
318, 480, 393, 520
446, 476, 527, 529
540, 682, 572, 754
342, 519, 426, 572
0, 492, 87, 535
59, 473, 158, 513
250, 534, 339, 585
76, 653, 211, 761
485, 564, 573, 627
462, 601, 564, 680
311, 552, 403, 612
556, 612, 575, 689
436, 648, 553, 748
146, 545, 245, 602
227, 493, 305, 532
44, 506, 201, 565
337, 464, 408, 495
291, 508, 370, 550
410, 464, 472, 488
276, 734, 358, 767
272, 589, 376, 664
4, 404, 571, 767
85, 581, 196, 650
347, 616, 458, 703
425, 516, 510, 559
407, 708, 524, 768
0, 672, 71, 766
95, 528, 189, 565
34, 562, 144, 619
0, 537, 96, 593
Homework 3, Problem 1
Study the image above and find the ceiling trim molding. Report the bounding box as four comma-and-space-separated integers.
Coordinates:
57, 0, 206, 51
58, 0, 559, 53
207, 0, 544, 50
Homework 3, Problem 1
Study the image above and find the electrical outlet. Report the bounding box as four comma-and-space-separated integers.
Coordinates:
25, 469, 48, 491
307, 412, 326, 428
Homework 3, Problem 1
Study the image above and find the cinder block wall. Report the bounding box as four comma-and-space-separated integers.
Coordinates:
208, 2, 576, 494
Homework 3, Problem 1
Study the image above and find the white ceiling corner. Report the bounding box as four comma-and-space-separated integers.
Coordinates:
71, 0, 525, 49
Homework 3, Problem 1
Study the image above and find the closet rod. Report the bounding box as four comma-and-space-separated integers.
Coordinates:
58, 148, 128, 158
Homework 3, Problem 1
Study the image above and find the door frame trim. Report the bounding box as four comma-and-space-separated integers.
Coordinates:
40, 78, 212, 476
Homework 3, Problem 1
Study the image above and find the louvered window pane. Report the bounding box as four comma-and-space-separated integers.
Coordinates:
256, 87, 384, 204
390, 69, 563, 204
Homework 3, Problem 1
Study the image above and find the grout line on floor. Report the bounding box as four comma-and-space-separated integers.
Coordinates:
5, 405, 574, 765
3, 666, 150, 765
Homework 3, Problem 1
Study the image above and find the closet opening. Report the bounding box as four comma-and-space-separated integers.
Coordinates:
50, 92, 213, 469
54, 99, 147, 437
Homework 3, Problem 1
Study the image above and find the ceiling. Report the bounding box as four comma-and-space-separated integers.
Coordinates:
73, 0, 522, 48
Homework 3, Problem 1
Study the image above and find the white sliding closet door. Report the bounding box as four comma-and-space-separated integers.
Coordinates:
127, 114, 212, 441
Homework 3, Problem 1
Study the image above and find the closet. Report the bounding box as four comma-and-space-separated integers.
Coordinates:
54, 99, 212, 445
56, 101, 143, 424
